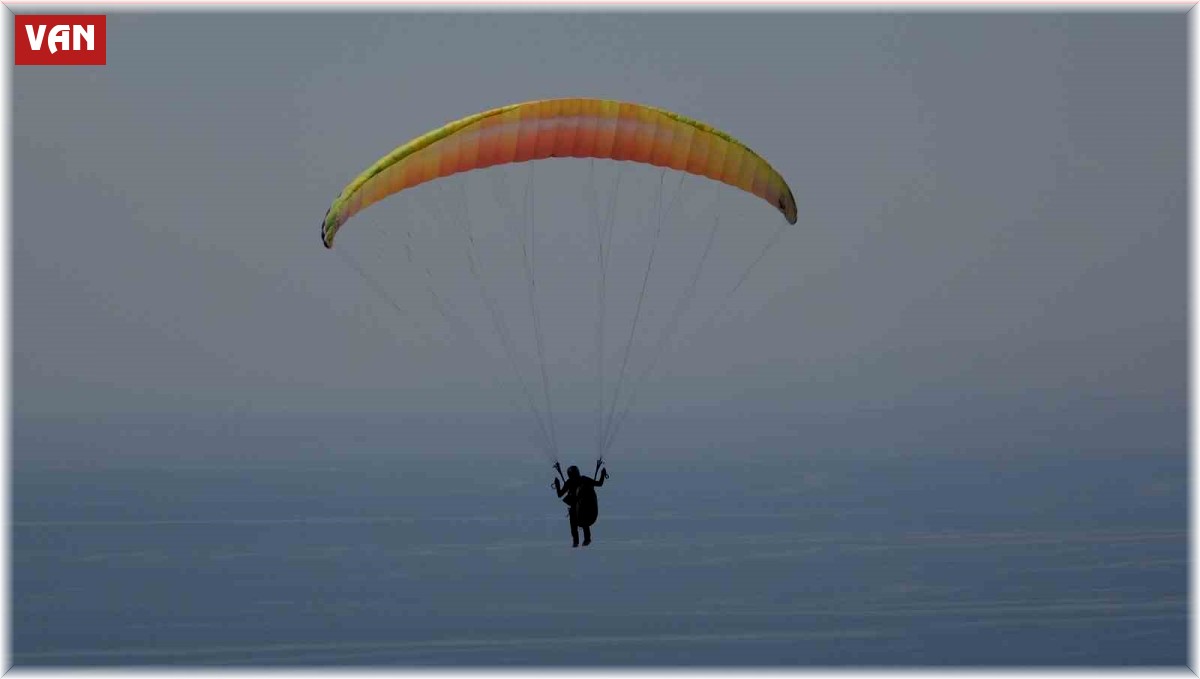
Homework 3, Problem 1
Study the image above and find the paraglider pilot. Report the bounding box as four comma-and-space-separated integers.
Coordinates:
553, 460, 608, 548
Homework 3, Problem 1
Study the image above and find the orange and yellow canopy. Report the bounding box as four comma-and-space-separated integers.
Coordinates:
322, 98, 797, 248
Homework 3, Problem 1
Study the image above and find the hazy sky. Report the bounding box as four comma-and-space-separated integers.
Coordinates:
13, 12, 1186, 456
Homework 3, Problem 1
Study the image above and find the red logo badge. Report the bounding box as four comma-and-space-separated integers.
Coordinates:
15, 15, 106, 66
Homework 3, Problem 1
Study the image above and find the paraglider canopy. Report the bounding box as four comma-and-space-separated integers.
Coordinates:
321, 98, 797, 249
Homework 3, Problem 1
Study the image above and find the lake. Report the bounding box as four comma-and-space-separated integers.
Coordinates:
11, 413, 1187, 666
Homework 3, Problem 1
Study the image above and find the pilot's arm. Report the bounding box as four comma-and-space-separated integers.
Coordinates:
555, 477, 573, 499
